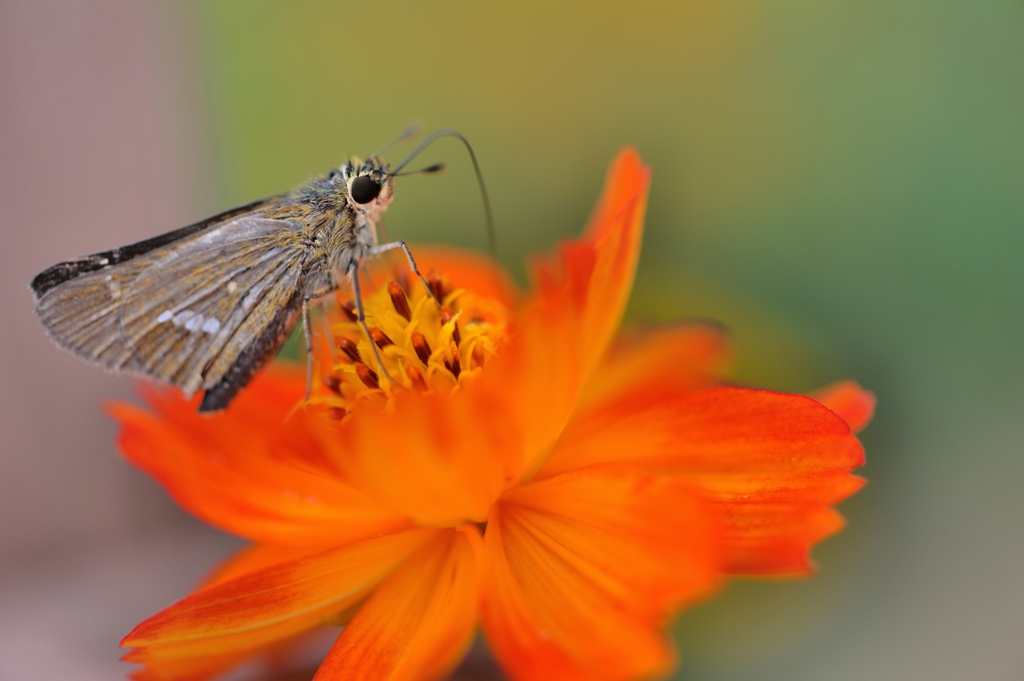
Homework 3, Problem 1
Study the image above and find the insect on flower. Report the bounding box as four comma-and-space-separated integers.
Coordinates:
112, 149, 874, 681
29, 128, 493, 412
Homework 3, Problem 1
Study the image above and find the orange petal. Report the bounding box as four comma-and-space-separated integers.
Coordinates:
481, 466, 721, 681
812, 380, 876, 433
721, 502, 851, 575
582, 146, 652, 241
109, 369, 410, 547
505, 148, 652, 475
122, 529, 432, 681
572, 147, 650, 372
532, 145, 651, 382
315, 527, 482, 681
538, 388, 864, 575
574, 322, 733, 419
319, 387, 523, 526
198, 543, 327, 591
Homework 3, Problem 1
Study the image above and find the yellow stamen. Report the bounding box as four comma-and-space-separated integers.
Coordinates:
317, 271, 509, 413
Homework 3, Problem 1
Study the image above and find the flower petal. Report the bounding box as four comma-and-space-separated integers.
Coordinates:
812, 380, 876, 433
198, 543, 326, 591
481, 466, 720, 681
582, 147, 652, 242
321, 387, 523, 526
122, 529, 432, 681
538, 388, 865, 575
574, 322, 733, 418
506, 148, 652, 475
572, 147, 651, 372
315, 527, 482, 681
571, 147, 650, 373
110, 369, 410, 546
720, 502, 851, 575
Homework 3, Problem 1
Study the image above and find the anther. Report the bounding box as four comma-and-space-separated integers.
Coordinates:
340, 299, 358, 322
411, 332, 432, 365
395, 271, 410, 295
426, 271, 448, 303
328, 406, 347, 420
388, 281, 411, 321
440, 308, 461, 346
444, 343, 461, 379
369, 327, 394, 349
472, 344, 485, 368
405, 365, 427, 391
355, 362, 380, 390
339, 336, 361, 363
323, 374, 343, 395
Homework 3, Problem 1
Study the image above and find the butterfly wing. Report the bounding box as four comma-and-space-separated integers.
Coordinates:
33, 214, 309, 404
30, 197, 274, 297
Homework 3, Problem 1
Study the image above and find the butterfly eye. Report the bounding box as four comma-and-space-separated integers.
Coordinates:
350, 175, 382, 204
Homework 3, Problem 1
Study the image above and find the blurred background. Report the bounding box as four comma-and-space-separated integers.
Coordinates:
1, 1, 1022, 679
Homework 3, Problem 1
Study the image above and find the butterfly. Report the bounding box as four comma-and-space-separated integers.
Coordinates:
30, 129, 492, 412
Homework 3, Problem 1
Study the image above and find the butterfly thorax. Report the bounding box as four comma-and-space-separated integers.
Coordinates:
259, 157, 394, 296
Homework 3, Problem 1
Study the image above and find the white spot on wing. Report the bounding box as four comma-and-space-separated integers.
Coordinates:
184, 314, 204, 331
226, 281, 239, 294
201, 317, 221, 334
172, 310, 192, 327
157, 310, 172, 323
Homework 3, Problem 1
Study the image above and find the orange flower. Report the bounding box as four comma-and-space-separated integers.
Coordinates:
112, 149, 872, 681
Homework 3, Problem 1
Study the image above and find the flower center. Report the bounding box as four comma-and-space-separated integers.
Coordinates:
314, 268, 509, 414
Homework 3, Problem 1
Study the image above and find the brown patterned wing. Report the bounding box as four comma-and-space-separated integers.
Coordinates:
33, 216, 308, 402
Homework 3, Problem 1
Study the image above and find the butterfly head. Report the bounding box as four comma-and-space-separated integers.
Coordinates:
332, 157, 394, 221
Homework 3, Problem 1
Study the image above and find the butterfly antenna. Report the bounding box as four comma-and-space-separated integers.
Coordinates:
392, 129, 497, 262
374, 123, 423, 157
392, 162, 445, 177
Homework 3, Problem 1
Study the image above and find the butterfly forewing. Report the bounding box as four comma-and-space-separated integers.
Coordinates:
30, 153, 406, 410
34, 216, 308, 399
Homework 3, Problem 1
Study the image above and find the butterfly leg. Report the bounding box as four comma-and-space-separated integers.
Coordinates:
317, 300, 338, 365
369, 240, 442, 307
348, 262, 394, 385
302, 297, 314, 400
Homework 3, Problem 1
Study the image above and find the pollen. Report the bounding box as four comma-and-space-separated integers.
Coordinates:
319, 270, 509, 412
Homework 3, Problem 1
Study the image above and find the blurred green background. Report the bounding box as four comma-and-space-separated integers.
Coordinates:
3, 1, 1021, 679
195, 1, 1024, 679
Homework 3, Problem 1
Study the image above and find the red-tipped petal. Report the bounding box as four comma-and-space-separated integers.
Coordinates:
722, 502, 853, 575
482, 466, 720, 681
812, 380, 876, 433
539, 387, 865, 575
122, 529, 432, 681
315, 527, 482, 681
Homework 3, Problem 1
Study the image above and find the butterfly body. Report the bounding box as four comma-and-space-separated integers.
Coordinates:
31, 156, 394, 412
